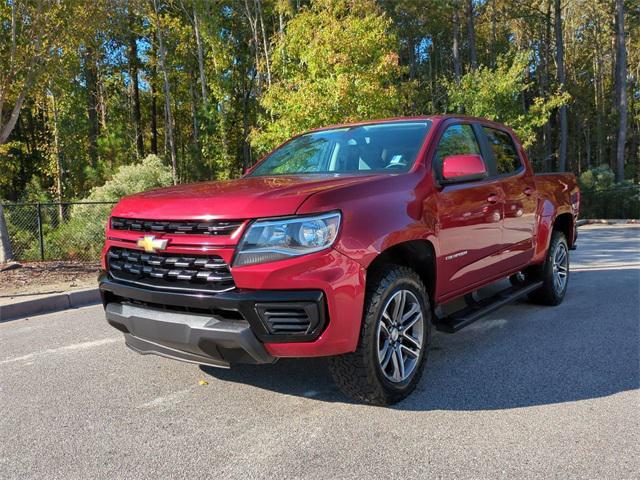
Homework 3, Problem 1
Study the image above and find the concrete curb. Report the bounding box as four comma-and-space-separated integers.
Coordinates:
577, 219, 639, 227
0, 288, 100, 323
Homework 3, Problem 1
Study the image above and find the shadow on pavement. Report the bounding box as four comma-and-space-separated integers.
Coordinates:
201, 268, 639, 410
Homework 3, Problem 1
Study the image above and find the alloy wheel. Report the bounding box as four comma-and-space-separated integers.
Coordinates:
376, 289, 425, 383
552, 243, 569, 294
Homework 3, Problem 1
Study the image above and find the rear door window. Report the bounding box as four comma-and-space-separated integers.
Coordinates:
482, 127, 523, 176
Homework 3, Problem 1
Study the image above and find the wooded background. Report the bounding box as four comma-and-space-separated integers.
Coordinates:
0, 0, 638, 205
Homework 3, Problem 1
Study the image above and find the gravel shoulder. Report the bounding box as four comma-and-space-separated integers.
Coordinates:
0, 261, 98, 300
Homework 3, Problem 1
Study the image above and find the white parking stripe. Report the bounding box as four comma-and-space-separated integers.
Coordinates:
0, 337, 119, 365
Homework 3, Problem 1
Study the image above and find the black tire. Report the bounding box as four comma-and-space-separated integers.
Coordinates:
328, 265, 431, 405
528, 230, 569, 305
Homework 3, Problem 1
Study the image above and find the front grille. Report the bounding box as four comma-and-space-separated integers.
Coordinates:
111, 217, 243, 235
107, 247, 235, 292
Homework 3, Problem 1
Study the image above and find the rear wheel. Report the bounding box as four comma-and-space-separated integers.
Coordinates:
528, 230, 569, 305
329, 265, 431, 405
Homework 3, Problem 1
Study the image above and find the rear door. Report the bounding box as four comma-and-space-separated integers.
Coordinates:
433, 121, 505, 298
480, 125, 537, 269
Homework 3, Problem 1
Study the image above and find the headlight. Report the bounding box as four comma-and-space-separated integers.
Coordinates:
234, 212, 341, 266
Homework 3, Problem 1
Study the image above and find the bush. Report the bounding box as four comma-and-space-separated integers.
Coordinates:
87, 154, 173, 201
579, 166, 640, 219
578, 166, 615, 191
47, 155, 174, 259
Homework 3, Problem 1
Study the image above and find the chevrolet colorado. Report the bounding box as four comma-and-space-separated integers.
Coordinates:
99, 115, 579, 405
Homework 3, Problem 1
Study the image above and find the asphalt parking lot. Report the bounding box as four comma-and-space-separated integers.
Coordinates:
1, 225, 638, 479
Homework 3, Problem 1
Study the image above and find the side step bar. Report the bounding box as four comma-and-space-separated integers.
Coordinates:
434, 281, 543, 333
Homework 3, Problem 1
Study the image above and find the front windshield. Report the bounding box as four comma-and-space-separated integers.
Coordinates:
249, 121, 432, 176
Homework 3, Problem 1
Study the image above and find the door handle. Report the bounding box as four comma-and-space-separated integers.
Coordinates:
523, 187, 534, 196
487, 194, 500, 204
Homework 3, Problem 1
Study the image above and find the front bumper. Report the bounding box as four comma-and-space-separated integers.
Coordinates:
105, 302, 275, 367
100, 276, 329, 366
100, 245, 367, 366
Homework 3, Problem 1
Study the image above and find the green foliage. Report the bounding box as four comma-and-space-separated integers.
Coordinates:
1, 0, 638, 209
87, 154, 173, 202
19, 176, 52, 203
40, 154, 174, 259
446, 53, 570, 148
251, 0, 409, 154
579, 166, 616, 191
578, 166, 639, 219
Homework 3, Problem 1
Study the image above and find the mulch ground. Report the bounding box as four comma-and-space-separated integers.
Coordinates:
0, 261, 99, 297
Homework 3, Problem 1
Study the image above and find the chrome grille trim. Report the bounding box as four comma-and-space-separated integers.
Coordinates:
110, 217, 243, 236
107, 247, 235, 293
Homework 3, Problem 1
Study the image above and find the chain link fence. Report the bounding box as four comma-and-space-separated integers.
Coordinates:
1, 202, 116, 262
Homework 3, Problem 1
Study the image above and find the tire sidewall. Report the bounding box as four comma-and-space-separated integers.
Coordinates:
546, 232, 569, 302
366, 274, 431, 394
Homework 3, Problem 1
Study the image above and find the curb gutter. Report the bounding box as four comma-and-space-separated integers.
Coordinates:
0, 288, 100, 323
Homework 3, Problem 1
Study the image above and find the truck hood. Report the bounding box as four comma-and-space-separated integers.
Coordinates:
112, 174, 382, 220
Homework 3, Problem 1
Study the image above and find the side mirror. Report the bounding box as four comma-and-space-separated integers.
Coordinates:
442, 154, 487, 184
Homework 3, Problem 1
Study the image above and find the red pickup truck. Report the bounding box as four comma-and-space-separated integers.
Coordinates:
99, 115, 579, 405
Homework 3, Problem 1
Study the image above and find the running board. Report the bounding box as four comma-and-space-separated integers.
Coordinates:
434, 281, 543, 333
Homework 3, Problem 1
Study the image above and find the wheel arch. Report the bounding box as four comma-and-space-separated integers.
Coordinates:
553, 212, 575, 248
366, 239, 437, 304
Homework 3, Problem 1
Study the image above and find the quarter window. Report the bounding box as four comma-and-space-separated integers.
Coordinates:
482, 127, 522, 175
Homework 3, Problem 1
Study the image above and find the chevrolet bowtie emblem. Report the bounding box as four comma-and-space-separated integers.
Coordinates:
137, 235, 168, 253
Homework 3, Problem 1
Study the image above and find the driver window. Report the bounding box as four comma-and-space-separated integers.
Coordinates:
435, 124, 482, 175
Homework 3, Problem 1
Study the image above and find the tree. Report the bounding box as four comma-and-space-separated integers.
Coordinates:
452, 1, 462, 84
251, 0, 408, 153
614, 0, 627, 182
467, 0, 477, 71
554, 0, 568, 171
151, 0, 177, 184
1, 0, 639, 205
0, 204, 13, 263
127, 2, 144, 159
0, 1, 74, 145
84, 45, 100, 167
447, 52, 569, 150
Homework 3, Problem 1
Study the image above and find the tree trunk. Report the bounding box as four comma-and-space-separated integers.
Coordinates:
490, 0, 497, 66
244, 0, 262, 94
467, 0, 477, 71
190, 71, 201, 166
452, 2, 461, 85
151, 79, 158, 155
0, 205, 14, 263
554, 0, 568, 172
614, 0, 627, 182
193, 2, 208, 107
153, 0, 178, 184
542, 0, 552, 170
84, 46, 100, 167
49, 89, 64, 219
128, 6, 144, 159
0, 2, 41, 145
256, 0, 272, 87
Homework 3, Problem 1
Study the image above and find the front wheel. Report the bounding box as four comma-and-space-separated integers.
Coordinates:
528, 230, 570, 305
329, 265, 431, 405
